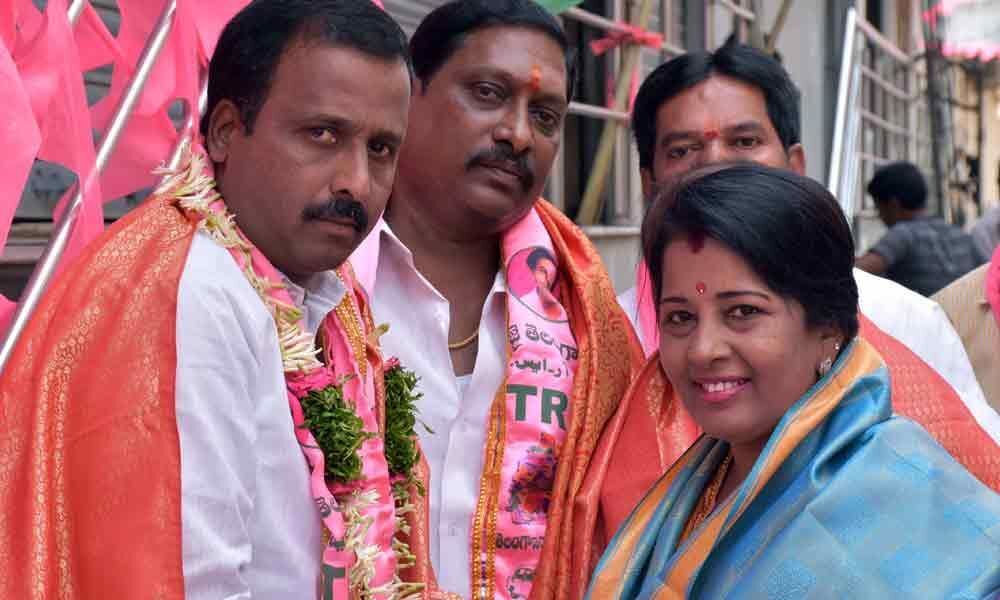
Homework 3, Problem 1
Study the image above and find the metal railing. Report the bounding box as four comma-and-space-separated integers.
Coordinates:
827, 7, 935, 245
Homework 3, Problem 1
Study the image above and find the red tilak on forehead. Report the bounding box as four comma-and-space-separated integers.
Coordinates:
696, 282, 707, 295
528, 65, 541, 92
703, 129, 720, 140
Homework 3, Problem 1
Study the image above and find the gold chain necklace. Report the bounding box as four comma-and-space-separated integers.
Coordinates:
448, 329, 480, 351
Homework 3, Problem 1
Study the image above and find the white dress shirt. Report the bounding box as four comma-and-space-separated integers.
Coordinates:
351, 220, 507, 597
175, 231, 346, 599
617, 267, 1000, 443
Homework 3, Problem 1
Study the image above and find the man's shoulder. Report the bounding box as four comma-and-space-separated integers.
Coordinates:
178, 232, 271, 323
854, 267, 938, 313
880, 219, 928, 241
934, 262, 988, 298
933, 263, 988, 316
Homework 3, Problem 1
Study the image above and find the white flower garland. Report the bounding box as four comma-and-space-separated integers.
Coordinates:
155, 144, 422, 599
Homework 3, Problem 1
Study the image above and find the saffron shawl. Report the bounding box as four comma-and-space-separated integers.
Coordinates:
588, 339, 1000, 600
0, 196, 421, 598
497, 202, 645, 600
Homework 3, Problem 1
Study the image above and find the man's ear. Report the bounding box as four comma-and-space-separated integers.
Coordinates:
640, 168, 655, 203
205, 99, 243, 164
787, 143, 806, 176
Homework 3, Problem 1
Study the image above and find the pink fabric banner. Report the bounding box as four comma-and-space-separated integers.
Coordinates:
3, 0, 104, 269
74, 2, 123, 71
32, 0, 105, 264
93, 0, 250, 202
0, 35, 40, 328
0, 40, 41, 252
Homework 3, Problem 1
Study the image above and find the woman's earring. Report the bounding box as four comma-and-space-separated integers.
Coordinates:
818, 342, 841, 377
817, 356, 834, 377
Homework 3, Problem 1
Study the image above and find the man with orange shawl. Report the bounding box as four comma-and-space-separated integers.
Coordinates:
348, 2, 643, 599
590, 43, 1000, 559
0, 1, 423, 598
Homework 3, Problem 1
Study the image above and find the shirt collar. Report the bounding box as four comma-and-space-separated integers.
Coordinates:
349, 217, 507, 298
279, 269, 348, 335
350, 218, 389, 296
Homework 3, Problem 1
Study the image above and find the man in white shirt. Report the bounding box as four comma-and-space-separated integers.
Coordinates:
350, 1, 643, 598
593, 43, 1000, 539
619, 42, 999, 439
0, 2, 413, 598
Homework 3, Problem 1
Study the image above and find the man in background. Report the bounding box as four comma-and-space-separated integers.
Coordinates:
856, 160, 986, 296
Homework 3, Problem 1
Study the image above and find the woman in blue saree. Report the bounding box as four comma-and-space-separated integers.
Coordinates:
588, 163, 1000, 599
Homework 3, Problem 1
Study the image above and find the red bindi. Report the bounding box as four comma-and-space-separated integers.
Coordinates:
703, 129, 720, 141
696, 282, 707, 295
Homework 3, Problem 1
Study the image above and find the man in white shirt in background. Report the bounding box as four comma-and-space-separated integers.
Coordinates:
617, 42, 1000, 443
351, 1, 643, 598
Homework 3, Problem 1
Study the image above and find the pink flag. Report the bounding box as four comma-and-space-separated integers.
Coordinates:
74, 2, 123, 71
91, 0, 210, 201
99, 111, 180, 201
0, 1, 16, 48
191, 0, 248, 63
26, 0, 104, 264
0, 38, 41, 252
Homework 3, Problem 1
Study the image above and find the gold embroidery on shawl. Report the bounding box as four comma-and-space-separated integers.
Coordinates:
0, 198, 193, 600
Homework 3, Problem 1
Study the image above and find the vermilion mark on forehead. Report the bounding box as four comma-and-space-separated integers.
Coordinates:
529, 65, 541, 93
696, 282, 707, 295
703, 129, 720, 140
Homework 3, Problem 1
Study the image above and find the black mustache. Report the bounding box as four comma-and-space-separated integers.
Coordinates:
467, 144, 535, 192
301, 197, 368, 233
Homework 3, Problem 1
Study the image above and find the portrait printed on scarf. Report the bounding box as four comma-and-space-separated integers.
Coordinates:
509, 246, 568, 323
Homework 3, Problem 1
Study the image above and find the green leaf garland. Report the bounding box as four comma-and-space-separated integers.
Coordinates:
384, 362, 430, 492
299, 383, 375, 483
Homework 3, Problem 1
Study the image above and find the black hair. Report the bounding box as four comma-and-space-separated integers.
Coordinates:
200, 0, 411, 137
867, 161, 928, 210
526, 246, 556, 271
409, 0, 576, 101
631, 42, 801, 171
642, 162, 859, 341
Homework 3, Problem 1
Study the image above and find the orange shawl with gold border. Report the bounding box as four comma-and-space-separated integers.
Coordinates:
0, 196, 413, 599
0, 197, 192, 599
353, 201, 646, 600
519, 201, 646, 600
